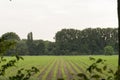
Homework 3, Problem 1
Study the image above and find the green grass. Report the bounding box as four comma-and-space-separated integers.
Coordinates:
1, 55, 118, 80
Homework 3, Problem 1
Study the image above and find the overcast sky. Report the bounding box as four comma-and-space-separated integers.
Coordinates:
0, 0, 118, 41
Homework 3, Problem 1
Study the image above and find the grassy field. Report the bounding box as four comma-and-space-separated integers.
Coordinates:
2, 55, 118, 80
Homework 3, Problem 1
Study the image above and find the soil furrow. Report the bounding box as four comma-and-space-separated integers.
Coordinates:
63, 60, 73, 80
46, 60, 57, 80
57, 58, 63, 79
37, 59, 55, 79
70, 60, 91, 77
67, 60, 78, 73
70, 60, 84, 72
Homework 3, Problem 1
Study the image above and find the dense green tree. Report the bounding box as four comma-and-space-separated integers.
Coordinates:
1, 32, 20, 41
0, 32, 19, 55
1, 28, 118, 56
44, 42, 55, 55
34, 40, 45, 55
55, 28, 118, 55
27, 32, 33, 41
55, 29, 81, 55
26, 32, 34, 55
104, 45, 114, 55
26, 32, 46, 55
81, 28, 97, 54
0, 35, 39, 80
15, 40, 29, 55
0, 38, 16, 56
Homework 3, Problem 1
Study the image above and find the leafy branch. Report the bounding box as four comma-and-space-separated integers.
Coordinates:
77, 57, 120, 80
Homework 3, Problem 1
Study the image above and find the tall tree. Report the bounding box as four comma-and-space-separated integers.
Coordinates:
27, 32, 34, 55
27, 32, 33, 41
1, 32, 20, 41
0, 37, 16, 56
118, 0, 120, 67
15, 40, 29, 55
1, 32, 20, 55
104, 45, 114, 55
36, 40, 45, 55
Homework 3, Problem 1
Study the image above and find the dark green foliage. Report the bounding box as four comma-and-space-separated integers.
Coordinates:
55, 28, 118, 55
89, 57, 96, 61
45, 42, 56, 55
114, 67, 120, 80
0, 55, 23, 76
0, 39, 16, 56
104, 46, 114, 55
77, 57, 120, 80
77, 73, 88, 80
26, 32, 45, 55
1, 32, 20, 41
0, 55, 39, 80
35, 40, 45, 55
1, 28, 118, 56
27, 32, 33, 41
15, 40, 29, 55
0, 36, 39, 80
55, 29, 81, 55
9, 67, 39, 80
26, 32, 34, 55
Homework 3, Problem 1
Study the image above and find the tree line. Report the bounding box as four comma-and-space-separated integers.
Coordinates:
0, 28, 118, 55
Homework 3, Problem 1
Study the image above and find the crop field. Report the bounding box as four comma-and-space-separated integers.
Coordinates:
2, 55, 118, 80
